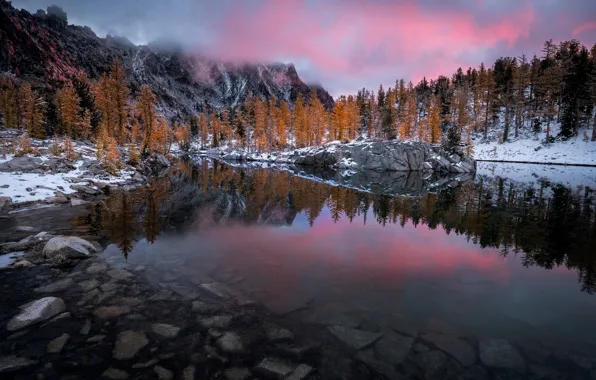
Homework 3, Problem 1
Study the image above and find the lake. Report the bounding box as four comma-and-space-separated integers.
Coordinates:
28, 159, 596, 378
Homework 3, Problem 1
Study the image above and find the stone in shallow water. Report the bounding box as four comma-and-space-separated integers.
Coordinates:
93, 306, 131, 318
154, 365, 173, 380
374, 331, 414, 365
102, 367, 129, 379
265, 325, 294, 342
327, 326, 383, 350
224, 367, 250, 380
415, 350, 448, 379
79, 279, 99, 292
0, 355, 38, 373
80, 319, 91, 335
107, 269, 133, 280
254, 358, 295, 378
356, 349, 405, 380
7, 297, 66, 331
422, 333, 476, 367
113, 331, 149, 360
182, 365, 195, 380
479, 339, 525, 372
216, 332, 244, 353
34, 278, 74, 293
151, 323, 181, 339
198, 315, 232, 329
191, 300, 218, 313
287, 364, 314, 380
86, 262, 107, 274
47, 333, 69, 353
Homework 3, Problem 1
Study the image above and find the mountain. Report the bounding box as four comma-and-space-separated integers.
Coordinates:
0, 1, 334, 117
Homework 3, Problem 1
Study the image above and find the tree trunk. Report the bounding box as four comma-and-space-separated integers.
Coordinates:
484, 100, 490, 138
592, 112, 596, 141
503, 107, 510, 142
546, 115, 551, 143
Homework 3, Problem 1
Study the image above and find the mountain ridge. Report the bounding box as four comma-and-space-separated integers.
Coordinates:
0, 1, 334, 118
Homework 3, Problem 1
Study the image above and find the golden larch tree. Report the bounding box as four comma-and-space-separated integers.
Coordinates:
138, 85, 157, 155
110, 58, 130, 144
55, 85, 81, 137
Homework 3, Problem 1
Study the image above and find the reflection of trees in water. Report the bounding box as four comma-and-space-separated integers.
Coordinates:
82, 160, 596, 293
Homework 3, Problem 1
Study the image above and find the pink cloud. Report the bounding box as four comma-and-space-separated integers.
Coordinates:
196, 0, 535, 94
572, 22, 596, 37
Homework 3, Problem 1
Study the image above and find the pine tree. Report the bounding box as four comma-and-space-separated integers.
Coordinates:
514, 54, 530, 137
198, 113, 209, 149
0, 76, 18, 129
278, 101, 290, 148
63, 136, 77, 161
55, 85, 81, 137
138, 85, 156, 156
110, 58, 130, 144
253, 98, 267, 151
19, 84, 45, 138
428, 95, 442, 144
93, 74, 116, 140
482, 68, 496, 138
293, 95, 306, 146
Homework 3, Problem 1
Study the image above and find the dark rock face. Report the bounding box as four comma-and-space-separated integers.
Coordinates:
0, 1, 334, 116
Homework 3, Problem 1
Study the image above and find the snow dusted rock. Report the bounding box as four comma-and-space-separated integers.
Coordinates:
146, 153, 171, 170
293, 141, 475, 173
7, 297, 66, 331
42, 236, 98, 261
0, 196, 13, 215
0, 157, 43, 172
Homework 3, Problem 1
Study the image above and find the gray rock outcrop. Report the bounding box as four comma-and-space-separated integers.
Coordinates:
293, 141, 475, 173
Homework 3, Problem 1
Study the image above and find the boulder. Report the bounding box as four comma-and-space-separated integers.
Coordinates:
0, 157, 43, 172
7, 297, 66, 331
0, 196, 13, 214
151, 323, 181, 339
145, 153, 171, 170
327, 326, 383, 350
42, 236, 97, 261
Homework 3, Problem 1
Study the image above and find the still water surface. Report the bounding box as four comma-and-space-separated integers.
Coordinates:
80, 159, 596, 368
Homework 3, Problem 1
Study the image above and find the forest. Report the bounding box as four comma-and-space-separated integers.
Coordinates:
1, 39, 595, 164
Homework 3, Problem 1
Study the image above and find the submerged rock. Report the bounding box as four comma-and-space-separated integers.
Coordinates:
254, 358, 295, 378
34, 278, 74, 293
7, 297, 66, 331
47, 333, 70, 353
151, 323, 181, 339
0, 355, 38, 373
113, 331, 149, 360
216, 332, 244, 353
374, 331, 414, 365
328, 326, 383, 350
422, 333, 476, 367
479, 339, 525, 372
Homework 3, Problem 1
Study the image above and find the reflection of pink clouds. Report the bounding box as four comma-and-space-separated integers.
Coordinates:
191, 213, 510, 294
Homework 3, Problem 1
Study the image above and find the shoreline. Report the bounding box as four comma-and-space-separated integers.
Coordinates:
477, 159, 596, 168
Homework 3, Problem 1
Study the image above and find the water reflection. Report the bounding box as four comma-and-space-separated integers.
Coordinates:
76, 159, 596, 294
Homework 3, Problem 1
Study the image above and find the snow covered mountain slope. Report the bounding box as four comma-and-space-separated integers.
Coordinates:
0, 1, 334, 116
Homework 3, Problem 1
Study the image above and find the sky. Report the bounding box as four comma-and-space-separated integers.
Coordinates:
12, 0, 596, 97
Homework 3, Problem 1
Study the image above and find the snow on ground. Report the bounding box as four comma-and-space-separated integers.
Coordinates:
0, 136, 136, 204
474, 123, 596, 165
477, 162, 596, 189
